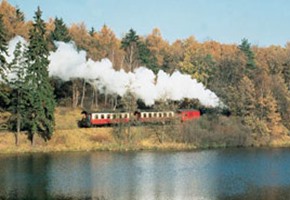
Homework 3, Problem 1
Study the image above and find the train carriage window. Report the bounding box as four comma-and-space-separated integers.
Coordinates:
159, 113, 162, 117
124, 114, 128, 118
154, 113, 157, 117
164, 113, 167, 117
169, 113, 173, 117
149, 113, 152, 118
144, 113, 147, 118
101, 114, 104, 119
107, 114, 111, 119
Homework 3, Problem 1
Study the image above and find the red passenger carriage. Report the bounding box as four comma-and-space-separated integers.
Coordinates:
78, 109, 200, 127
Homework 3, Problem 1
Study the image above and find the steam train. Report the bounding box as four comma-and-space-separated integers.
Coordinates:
78, 109, 201, 128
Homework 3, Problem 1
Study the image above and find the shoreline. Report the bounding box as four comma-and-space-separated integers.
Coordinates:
1, 128, 290, 155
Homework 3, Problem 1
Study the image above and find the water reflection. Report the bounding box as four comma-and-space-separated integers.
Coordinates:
0, 149, 290, 199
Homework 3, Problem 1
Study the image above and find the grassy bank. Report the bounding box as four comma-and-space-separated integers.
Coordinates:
0, 128, 198, 154
1, 127, 290, 154
0, 107, 198, 153
0, 107, 290, 154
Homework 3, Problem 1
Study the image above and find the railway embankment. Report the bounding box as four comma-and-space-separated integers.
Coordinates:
0, 107, 290, 154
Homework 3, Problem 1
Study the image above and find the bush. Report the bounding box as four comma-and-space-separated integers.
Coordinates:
178, 115, 250, 148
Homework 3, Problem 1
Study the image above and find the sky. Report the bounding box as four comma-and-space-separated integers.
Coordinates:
6, 0, 290, 46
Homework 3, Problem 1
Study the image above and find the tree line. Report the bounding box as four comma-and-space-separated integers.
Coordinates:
0, 5, 55, 145
0, 0, 289, 145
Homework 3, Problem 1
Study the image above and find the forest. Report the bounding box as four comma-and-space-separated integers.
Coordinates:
0, 0, 289, 148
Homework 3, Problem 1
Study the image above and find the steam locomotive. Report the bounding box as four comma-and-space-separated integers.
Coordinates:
78, 109, 201, 128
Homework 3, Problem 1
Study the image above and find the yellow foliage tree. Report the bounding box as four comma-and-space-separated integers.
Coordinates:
0, 0, 29, 39
69, 22, 90, 53
145, 28, 169, 67
178, 36, 213, 85
92, 25, 123, 69
257, 92, 285, 135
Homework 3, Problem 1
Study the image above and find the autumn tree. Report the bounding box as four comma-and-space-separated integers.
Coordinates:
258, 92, 284, 134
207, 46, 245, 105
228, 76, 256, 117
178, 37, 215, 86
203, 40, 224, 62
145, 28, 170, 68
270, 75, 290, 130
69, 22, 90, 52
282, 63, 290, 90
0, 0, 28, 39
162, 39, 184, 73
90, 25, 123, 68
283, 42, 290, 90
25, 7, 56, 145
67, 23, 91, 108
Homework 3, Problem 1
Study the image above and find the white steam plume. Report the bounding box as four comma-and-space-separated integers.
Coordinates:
6, 36, 220, 107
5, 35, 27, 63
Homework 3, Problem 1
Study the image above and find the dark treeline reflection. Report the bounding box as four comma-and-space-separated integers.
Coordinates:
1, 149, 290, 200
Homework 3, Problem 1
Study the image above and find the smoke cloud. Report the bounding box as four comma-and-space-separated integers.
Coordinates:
6, 36, 220, 107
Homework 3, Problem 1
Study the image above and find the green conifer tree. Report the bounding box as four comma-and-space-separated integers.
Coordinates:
238, 38, 256, 77
121, 29, 157, 73
121, 29, 140, 72
25, 7, 56, 145
0, 14, 9, 109
0, 14, 7, 70
50, 17, 71, 42
8, 41, 28, 145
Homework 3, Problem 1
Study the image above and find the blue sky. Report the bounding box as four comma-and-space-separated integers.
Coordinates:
6, 0, 290, 46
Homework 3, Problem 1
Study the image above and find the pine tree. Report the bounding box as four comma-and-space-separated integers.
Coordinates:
50, 17, 71, 43
121, 29, 140, 72
238, 38, 256, 77
89, 27, 95, 37
138, 41, 158, 74
0, 14, 7, 68
0, 14, 9, 109
8, 41, 28, 145
25, 7, 56, 145
121, 29, 157, 73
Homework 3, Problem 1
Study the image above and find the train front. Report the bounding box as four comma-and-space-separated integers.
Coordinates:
78, 111, 92, 127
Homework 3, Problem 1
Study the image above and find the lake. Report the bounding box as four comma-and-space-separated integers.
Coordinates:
1, 148, 290, 200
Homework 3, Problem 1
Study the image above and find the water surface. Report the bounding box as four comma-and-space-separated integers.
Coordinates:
1, 148, 290, 199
